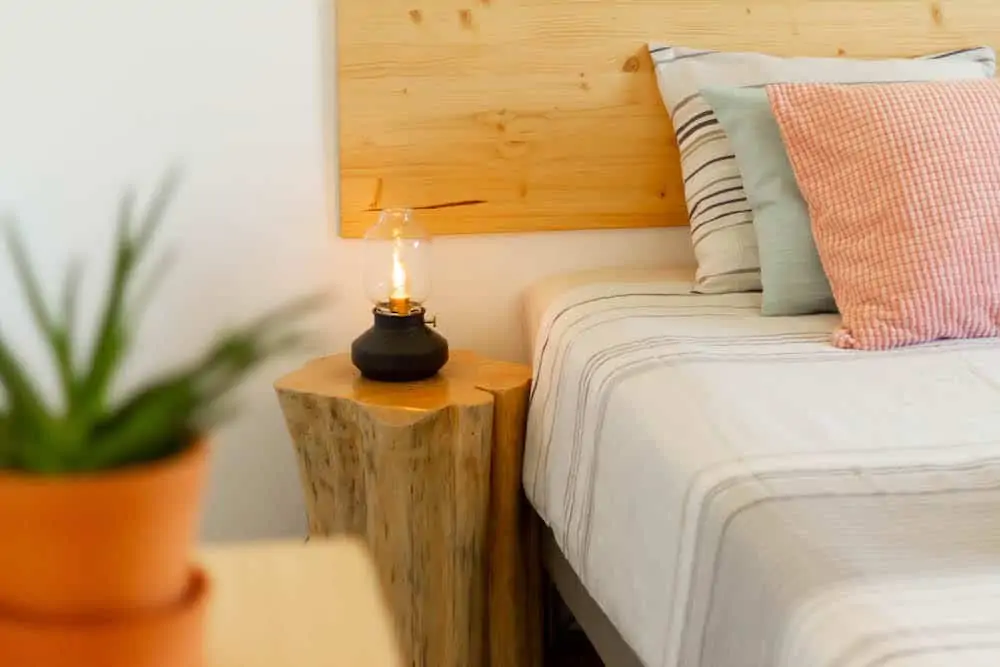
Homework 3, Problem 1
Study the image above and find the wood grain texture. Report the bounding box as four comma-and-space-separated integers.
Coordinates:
477, 359, 544, 667
275, 351, 538, 667
336, 0, 1000, 237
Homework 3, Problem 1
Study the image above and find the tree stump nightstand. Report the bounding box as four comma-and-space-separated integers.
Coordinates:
274, 351, 542, 667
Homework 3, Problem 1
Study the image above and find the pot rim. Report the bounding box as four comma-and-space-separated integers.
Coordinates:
0, 438, 208, 488
0, 566, 210, 627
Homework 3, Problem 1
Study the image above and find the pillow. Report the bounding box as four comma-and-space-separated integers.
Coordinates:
647, 44, 997, 295
768, 79, 1000, 350
701, 86, 836, 316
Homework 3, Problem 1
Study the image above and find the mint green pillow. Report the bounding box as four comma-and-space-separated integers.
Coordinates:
701, 86, 837, 316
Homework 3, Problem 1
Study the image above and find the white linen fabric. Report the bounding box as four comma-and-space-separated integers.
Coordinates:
523, 272, 1000, 667
647, 44, 997, 294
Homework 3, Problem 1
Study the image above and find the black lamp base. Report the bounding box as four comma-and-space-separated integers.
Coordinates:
351, 307, 449, 382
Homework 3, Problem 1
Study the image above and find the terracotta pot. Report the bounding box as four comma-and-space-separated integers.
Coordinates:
0, 566, 209, 667
0, 440, 208, 616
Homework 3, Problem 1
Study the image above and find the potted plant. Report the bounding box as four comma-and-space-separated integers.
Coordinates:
0, 175, 318, 666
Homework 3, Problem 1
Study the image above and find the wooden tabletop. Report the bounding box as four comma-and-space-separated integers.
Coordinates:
275, 349, 532, 414
202, 538, 404, 667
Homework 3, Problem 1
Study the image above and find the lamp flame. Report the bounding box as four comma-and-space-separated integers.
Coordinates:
389, 240, 409, 314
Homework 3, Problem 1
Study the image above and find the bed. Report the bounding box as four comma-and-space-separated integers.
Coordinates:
333, 1, 1000, 665
523, 269, 1000, 667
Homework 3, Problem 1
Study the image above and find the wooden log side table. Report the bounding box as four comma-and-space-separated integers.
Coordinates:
274, 351, 542, 667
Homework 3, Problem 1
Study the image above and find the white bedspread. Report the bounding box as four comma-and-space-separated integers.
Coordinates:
523, 270, 1000, 667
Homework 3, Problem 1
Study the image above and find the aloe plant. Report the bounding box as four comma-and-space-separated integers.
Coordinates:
0, 175, 319, 474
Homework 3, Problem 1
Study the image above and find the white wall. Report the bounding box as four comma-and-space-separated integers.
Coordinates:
0, 1, 692, 541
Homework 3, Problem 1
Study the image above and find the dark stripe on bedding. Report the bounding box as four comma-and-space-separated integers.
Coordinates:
928, 47, 983, 59
690, 207, 752, 234
689, 186, 746, 217
674, 110, 715, 140
686, 174, 742, 202
690, 195, 748, 220
677, 118, 720, 146
670, 93, 701, 120
683, 155, 735, 184
653, 49, 719, 63
693, 219, 755, 247
681, 131, 729, 161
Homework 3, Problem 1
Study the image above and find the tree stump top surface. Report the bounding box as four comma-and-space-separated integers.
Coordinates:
275, 350, 532, 412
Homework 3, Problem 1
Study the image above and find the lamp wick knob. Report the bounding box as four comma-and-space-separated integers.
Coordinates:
425, 314, 438, 328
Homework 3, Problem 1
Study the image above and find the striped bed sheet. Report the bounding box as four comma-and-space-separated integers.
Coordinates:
522, 268, 1000, 667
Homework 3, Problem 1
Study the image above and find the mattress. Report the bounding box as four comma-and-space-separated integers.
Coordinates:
522, 268, 1000, 667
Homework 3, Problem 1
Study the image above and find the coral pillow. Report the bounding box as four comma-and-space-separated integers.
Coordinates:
768, 79, 1000, 350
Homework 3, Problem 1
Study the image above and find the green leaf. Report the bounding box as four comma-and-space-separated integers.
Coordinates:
78, 192, 135, 412
3, 225, 78, 404
182, 293, 322, 395
193, 305, 320, 401
61, 259, 83, 331
0, 333, 63, 470
0, 411, 13, 469
126, 248, 177, 325
84, 373, 198, 470
79, 173, 183, 422
4, 225, 54, 334
0, 333, 51, 426
132, 168, 180, 256
77, 190, 138, 420
57, 259, 83, 400
190, 336, 271, 406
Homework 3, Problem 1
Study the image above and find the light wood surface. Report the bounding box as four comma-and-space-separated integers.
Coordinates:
336, 0, 1000, 237
274, 351, 540, 667
203, 539, 404, 667
479, 358, 545, 667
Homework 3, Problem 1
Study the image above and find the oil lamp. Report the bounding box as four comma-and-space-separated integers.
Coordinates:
351, 208, 449, 382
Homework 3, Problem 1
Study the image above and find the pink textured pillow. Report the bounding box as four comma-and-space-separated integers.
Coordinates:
768, 79, 1000, 350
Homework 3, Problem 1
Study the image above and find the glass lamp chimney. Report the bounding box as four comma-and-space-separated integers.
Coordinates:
362, 208, 431, 315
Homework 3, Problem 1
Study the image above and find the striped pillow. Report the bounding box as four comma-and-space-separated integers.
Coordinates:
647, 44, 996, 294
769, 79, 1000, 350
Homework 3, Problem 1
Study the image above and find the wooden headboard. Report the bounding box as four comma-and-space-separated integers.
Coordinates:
336, 0, 998, 238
